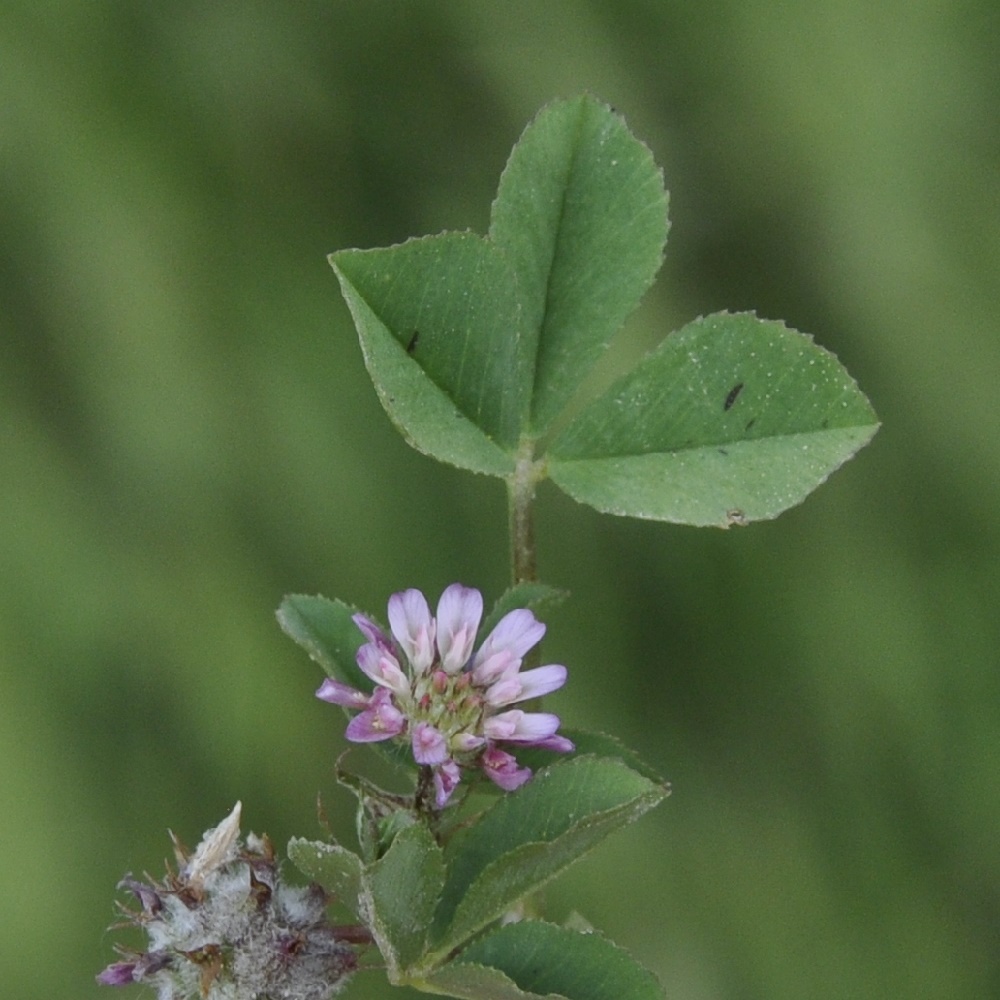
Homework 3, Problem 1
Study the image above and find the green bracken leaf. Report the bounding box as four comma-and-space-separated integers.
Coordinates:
547, 312, 879, 525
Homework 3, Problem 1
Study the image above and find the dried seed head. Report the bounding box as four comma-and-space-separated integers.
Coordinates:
97, 805, 360, 999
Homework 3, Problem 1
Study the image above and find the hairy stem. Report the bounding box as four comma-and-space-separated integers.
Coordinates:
507, 440, 543, 585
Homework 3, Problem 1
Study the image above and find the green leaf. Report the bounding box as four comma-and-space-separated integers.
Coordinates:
333, 765, 417, 863
362, 821, 446, 978
547, 312, 879, 526
437, 921, 664, 1000
278, 593, 416, 772
490, 95, 669, 434
330, 233, 526, 474
480, 581, 569, 640
515, 729, 667, 786
430, 756, 666, 958
287, 838, 363, 918
276, 594, 369, 691
420, 961, 554, 1000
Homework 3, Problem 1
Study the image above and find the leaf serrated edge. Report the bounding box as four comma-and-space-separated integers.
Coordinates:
363, 823, 447, 981
558, 730, 668, 785
430, 780, 665, 959
286, 837, 363, 918
452, 920, 664, 1000
418, 959, 564, 1000
276, 593, 368, 677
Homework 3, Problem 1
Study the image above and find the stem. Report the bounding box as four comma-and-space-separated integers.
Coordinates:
507, 440, 542, 585
414, 766, 436, 818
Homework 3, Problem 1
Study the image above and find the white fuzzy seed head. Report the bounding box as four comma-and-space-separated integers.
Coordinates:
97, 806, 358, 999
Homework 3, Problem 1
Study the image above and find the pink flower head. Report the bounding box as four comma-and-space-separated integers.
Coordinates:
316, 584, 573, 806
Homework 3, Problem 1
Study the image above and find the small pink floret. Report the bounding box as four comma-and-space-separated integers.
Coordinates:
483, 709, 560, 742
345, 689, 405, 742
97, 962, 136, 986
473, 609, 545, 668
481, 746, 532, 790
412, 721, 449, 765
434, 760, 462, 807
315, 678, 370, 709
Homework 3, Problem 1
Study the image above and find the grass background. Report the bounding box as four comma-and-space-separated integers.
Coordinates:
2, 3, 998, 997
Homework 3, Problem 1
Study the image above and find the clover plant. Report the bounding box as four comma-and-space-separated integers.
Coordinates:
97, 95, 878, 1000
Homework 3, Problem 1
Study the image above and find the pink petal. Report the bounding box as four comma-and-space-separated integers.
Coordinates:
485, 664, 566, 707
411, 721, 449, 765
452, 731, 486, 752
530, 734, 575, 753
96, 962, 137, 986
483, 676, 522, 707
345, 690, 405, 742
356, 643, 410, 696
433, 760, 462, 808
480, 747, 532, 791
483, 709, 560, 743
316, 678, 371, 709
471, 649, 519, 687
388, 589, 436, 673
473, 609, 545, 670
436, 584, 483, 673
352, 613, 393, 649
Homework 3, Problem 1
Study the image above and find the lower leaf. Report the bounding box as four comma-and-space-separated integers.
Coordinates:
430, 921, 663, 1000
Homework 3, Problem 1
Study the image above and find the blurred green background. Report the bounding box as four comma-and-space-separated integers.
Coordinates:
3, 3, 998, 998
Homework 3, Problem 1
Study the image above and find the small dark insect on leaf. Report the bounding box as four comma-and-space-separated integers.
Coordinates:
724, 382, 744, 411
406, 330, 420, 354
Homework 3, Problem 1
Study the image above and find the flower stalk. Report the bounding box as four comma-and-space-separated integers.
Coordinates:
507, 440, 545, 586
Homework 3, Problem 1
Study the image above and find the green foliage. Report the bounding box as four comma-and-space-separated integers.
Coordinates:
7, 7, 993, 1000
287, 838, 363, 919
431, 921, 664, 1000
547, 311, 878, 525
362, 822, 446, 978
283, 95, 878, 999
430, 755, 666, 960
480, 582, 569, 638
288, 755, 665, 993
331, 94, 877, 526
280, 585, 668, 993
276, 594, 369, 692
488, 94, 669, 434
332, 234, 523, 475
